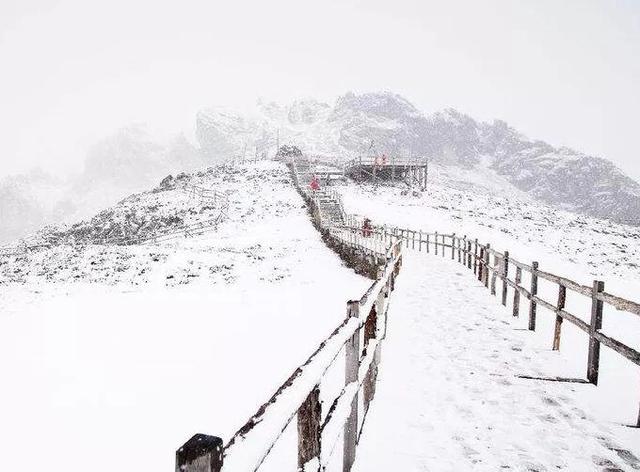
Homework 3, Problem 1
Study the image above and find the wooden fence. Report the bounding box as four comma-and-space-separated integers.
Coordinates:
356, 223, 640, 428
176, 237, 403, 472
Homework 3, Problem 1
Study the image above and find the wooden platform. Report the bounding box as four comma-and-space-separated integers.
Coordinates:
344, 156, 428, 190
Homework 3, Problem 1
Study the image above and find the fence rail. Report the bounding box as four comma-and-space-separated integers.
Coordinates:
357, 223, 640, 427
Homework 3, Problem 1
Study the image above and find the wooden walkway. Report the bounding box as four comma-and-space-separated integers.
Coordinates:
353, 252, 640, 471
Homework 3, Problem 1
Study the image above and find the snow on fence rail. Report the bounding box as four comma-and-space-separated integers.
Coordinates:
357, 223, 640, 428
175, 239, 403, 472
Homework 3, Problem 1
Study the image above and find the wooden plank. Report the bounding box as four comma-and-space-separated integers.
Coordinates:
552, 285, 567, 351
597, 292, 640, 317
593, 330, 640, 367
536, 270, 592, 298
587, 281, 605, 385
298, 386, 321, 469
529, 261, 539, 331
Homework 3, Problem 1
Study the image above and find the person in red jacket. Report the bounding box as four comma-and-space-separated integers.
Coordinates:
310, 175, 320, 191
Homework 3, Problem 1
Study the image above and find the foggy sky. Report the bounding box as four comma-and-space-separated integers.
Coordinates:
1, 0, 639, 180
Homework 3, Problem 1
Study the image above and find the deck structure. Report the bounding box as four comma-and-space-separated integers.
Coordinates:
344, 156, 428, 190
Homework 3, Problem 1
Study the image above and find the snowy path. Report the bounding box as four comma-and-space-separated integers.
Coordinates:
353, 251, 640, 471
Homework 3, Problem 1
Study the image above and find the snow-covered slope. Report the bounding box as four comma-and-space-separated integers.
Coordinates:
196, 92, 640, 226
0, 161, 371, 472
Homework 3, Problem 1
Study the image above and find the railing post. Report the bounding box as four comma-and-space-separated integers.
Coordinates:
483, 244, 490, 287
298, 386, 321, 470
418, 231, 423, 251
344, 301, 360, 472
529, 261, 539, 331
501, 251, 509, 306
473, 239, 478, 275
490, 254, 498, 296
552, 285, 567, 351
452, 233, 457, 260
426, 233, 430, 253
458, 235, 463, 263
513, 267, 522, 317
467, 241, 472, 270
478, 247, 484, 282
441, 234, 445, 258
434, 231, 438, 256
176, 434, 224, 472
587, 280, 605, 385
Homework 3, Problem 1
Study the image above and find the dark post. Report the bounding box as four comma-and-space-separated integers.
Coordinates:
452, 233, 457, 260
176, 434, 224, 472
467, 241, 472, 270
344, 301, 360, 471
473, 239, 478, 275
587, 280, 605, 385
501, 251, 509, 306
513, 267, 522, 317
426, 234, 430, 253
442, 234, 445, 258
298, 386, 321, 470
528, 262, 539, 331
478, 247, 485, 282
435, 231, 438, 256
459, 235, 463, 263
484, 244, 490, 287
552, 285, 567, 351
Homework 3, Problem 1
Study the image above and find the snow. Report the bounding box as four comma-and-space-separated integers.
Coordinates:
0, 162, 372, 472
353, 252, 640, 471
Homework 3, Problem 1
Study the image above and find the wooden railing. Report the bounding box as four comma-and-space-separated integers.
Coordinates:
360, 223, 640, 427
176, 238, 403, 472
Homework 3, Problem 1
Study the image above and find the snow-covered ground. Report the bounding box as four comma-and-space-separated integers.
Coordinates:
338, 164, 640, 296
2, 159, 639, 471
0, 162, 371, 472
354, 253, 640, 471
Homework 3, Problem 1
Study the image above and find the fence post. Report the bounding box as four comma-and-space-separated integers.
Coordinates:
501, 251, 509, 306
435, 231, 438, 256
467, 241, 472, 270
418, 231, 423, 252
473, 239, 478, 275
483, 244, 490, 287
176, 434, 224, 472
442, 234, 445, 258
478, 247, 484, 282
513, 267, 522, 317
344, 301, 360, 471
490, 254, 498, 296
452, 233, 457, 260
426, 233, 430, 254
552, 285, 567, 351
529, 261, 539, 331
587, 280, 605, 385
298, 386, 321, 469
459, 235, 463, 263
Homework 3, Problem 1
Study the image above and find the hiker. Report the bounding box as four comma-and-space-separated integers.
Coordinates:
310, 175, 320, 191
362, 218, 373, 237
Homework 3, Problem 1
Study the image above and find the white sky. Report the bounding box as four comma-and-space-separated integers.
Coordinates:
0, 0, 639, 180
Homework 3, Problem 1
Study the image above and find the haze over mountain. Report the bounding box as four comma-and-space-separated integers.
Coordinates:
198, 92, 640, 225
2, 91, 639, 244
